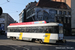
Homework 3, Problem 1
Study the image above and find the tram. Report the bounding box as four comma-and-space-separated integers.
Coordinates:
7, 21, 66, 43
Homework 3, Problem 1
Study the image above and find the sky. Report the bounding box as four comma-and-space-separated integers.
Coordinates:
0, 0, 39, 22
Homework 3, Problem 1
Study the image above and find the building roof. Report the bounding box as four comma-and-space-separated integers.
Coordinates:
25, 1, 37, 10
36, 0, 70, 9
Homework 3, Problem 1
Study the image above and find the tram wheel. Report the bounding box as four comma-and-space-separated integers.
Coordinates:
10, 37, 13, 40
32, 39, 36, 42
39, 40, 43, 44
13, 37, 17, 40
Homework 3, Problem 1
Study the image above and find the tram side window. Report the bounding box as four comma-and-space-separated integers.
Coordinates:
11, 28, 18, 32
21, 29, 25, 32
45, 26, 59, 33
25, 27, 44, 33
24, 27, 47, 33
10, 28, 13, 32
34, 27, 44, 33
8, 28, 10, 32
14, 28, 17, 32
25, 27, 36, 33
10, 29, 12, 32
18, 27, 25, 32
8, 26, 59, 33
38, 29, 44, 33
8, 27, 26, 32
25, 27, 30, 32
44, 27, 49, 33
16, 28, 20, 32
7, 28, 11, 32
15, 28, 20, 32
49, 27, 55, 33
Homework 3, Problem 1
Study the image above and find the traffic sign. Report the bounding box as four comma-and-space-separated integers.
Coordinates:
0, 7, 3, 15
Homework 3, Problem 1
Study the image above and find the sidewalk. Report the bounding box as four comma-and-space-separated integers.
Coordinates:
64, 36, 75, 39
0, 35, 7, 39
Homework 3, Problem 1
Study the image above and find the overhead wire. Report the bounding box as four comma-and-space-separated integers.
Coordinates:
0, 0, 23, 13
10, 2, 26, 5
4, 10, 21, 13
0, 0, 9, 5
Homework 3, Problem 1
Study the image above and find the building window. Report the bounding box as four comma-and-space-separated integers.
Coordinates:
45, 17, 48, 20
59, 11, 62, 15
66, 17, 67, 23
68, 11, 71, 15
64, 17, 66, 23
55, 10, 57, 14
67, 18, 69, 23
43, 11, 49, 20
63, 11, 66, 15
61, 17, 63, 23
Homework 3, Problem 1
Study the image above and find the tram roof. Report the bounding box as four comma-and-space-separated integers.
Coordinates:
8, 21, 62, 28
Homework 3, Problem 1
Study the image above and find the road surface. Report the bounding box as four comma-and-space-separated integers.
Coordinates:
0, 35, 75, 50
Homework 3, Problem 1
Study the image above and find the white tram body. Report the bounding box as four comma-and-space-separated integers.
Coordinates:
7, 21, 65, 43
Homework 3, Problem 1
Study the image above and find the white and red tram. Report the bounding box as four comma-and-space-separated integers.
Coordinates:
7, 21, 66, 43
